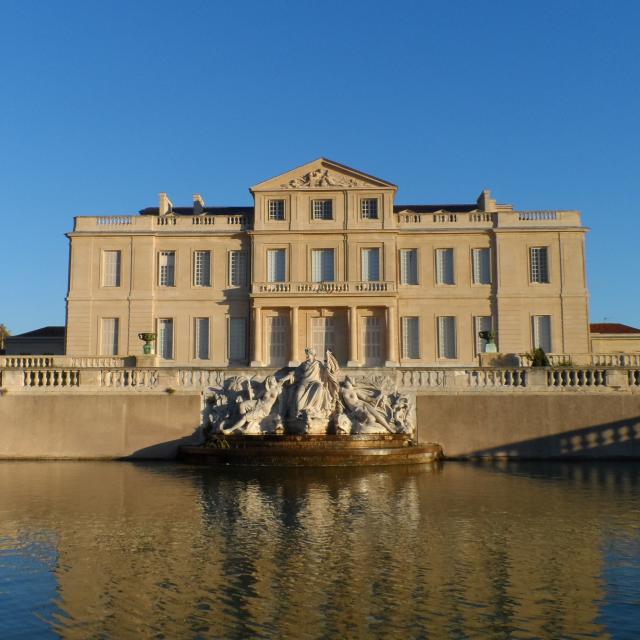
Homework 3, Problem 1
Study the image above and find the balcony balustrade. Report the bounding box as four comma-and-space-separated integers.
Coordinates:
251, 281, 397, 295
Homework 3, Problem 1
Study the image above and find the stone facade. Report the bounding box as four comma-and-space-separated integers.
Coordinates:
65, 158, 590, 366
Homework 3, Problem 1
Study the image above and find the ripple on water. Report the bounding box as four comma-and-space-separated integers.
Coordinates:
0, 461, 638, 639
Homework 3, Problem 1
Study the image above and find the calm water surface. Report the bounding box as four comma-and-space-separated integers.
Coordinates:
0, 461, 638, 639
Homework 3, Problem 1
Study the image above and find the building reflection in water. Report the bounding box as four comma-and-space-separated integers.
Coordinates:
0, 461, 637, 639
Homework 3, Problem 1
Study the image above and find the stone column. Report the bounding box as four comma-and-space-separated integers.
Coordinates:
250, 306, 263, 367
385, 305, 399, 366
347, 305, 360, 367
289, 306, 299, 366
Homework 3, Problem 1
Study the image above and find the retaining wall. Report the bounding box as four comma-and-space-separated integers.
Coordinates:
417, 394, 640, 458
0, 393, 202, 459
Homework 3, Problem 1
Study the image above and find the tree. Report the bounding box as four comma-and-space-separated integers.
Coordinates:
0, 324, 10, 352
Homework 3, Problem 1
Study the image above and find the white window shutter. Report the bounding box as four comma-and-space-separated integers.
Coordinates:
438, 316, 456, 358
533, 316, 551, 352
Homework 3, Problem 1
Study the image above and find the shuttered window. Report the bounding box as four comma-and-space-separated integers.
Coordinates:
530, 247, 549, 283
311, 249, 335, 282
267, 249, 286, 282
436, 248, 454, 284
311, 317, 336, 355
361, 248, 380, 281
267, 315, 289, 365
102, 251, 121, 287
158, 251, 175, 287
474, 316, 493, 354
157, 318, 174, 359
229, 251, 248, 287
229, 317, 247, 362
194, 317, 209, 360
437, 316, 457, 359
532, 315, 552, 352
472, 248, 491, 284
400, 249, 418, 285
101, 318, 119, 356
401, 317, 420, 359
193, 250, 211, 287
362, 316, 382, 363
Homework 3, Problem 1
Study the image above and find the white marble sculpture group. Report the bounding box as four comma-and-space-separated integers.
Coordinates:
204, 348, 414, 438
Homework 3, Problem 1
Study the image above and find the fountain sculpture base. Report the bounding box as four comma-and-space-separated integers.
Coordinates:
179, 434, 442, 467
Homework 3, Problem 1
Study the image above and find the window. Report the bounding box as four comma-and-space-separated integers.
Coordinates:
361, 198, 378, 219
311, 317, 336, 355
472, 248, 491, 285
436, 248, 455, 284
193, 250, 211, 287
530, 247, 549, 283
312, 199, 333, 220
311, 249, 335, 282
194, 317, 209, 360
158, 251, 175, 287
438, 316, 457, 359
532, 315, 552, 352
362, 316, 382, 364
268, 199, 285, 221
102, 250, 121, 287
267, 249, 286, 283
101, 318, 119, 356
474, 316, 493, 354
229, 250, 248, 287
400, 249, 418, 285
267, 315, 289, 366
402, 317, 420, 359
361, 248, 380, 282
157, 318, 174, 359
229, 317, 247, 362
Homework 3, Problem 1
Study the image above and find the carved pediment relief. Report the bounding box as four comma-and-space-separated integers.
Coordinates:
281, 168, 368, 189
251, 158, 397, 192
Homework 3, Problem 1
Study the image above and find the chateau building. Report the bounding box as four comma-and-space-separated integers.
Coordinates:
65, 158, 590, 366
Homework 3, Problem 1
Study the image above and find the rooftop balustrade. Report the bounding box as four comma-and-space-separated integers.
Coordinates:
396, 209, 581, 229
73, 214, 251, 233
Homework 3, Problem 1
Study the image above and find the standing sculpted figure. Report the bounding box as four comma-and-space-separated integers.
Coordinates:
284, 348, 340, 420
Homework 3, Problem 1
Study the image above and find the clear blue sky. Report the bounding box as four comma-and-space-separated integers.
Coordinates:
1, 0, 638, 334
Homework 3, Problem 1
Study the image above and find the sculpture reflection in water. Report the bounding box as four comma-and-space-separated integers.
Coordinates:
205, 348, 414, 439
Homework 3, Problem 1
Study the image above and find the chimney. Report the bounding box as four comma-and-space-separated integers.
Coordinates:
159, 192, 173, 216
193, 193, 205, 215
477, 189, 497, 213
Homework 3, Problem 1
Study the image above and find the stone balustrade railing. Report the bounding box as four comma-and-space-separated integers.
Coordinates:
1, 365, 639, 394
396, 209, 581, 229
252, 281, 397, 294
74, 214, 251, 232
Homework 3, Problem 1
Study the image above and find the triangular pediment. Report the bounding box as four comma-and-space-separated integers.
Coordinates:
251, 158, 397, 191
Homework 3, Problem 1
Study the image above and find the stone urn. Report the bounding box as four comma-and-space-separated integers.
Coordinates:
138, 332, 157, 355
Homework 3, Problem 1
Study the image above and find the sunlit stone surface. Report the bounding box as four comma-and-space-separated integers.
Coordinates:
0, 462, 639, 638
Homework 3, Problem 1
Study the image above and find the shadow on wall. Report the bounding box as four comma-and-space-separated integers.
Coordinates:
124, 426, 203, 460
466, 416, 640, 459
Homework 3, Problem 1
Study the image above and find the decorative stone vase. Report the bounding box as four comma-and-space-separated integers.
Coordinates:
138, 332, 157, 355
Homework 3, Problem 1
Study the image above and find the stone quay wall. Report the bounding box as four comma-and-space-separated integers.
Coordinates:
0, 359, 639, 459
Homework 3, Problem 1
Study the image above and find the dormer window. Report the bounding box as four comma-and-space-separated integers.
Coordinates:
361, 198, 378, 219
312, 199, 333, 220
268, 199, 285, 221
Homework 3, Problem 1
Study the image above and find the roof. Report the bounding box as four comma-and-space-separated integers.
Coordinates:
11, 326, 66, 338
394, 204, 478, 214
140, 206, 254, 216
590, 323, 640, 335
